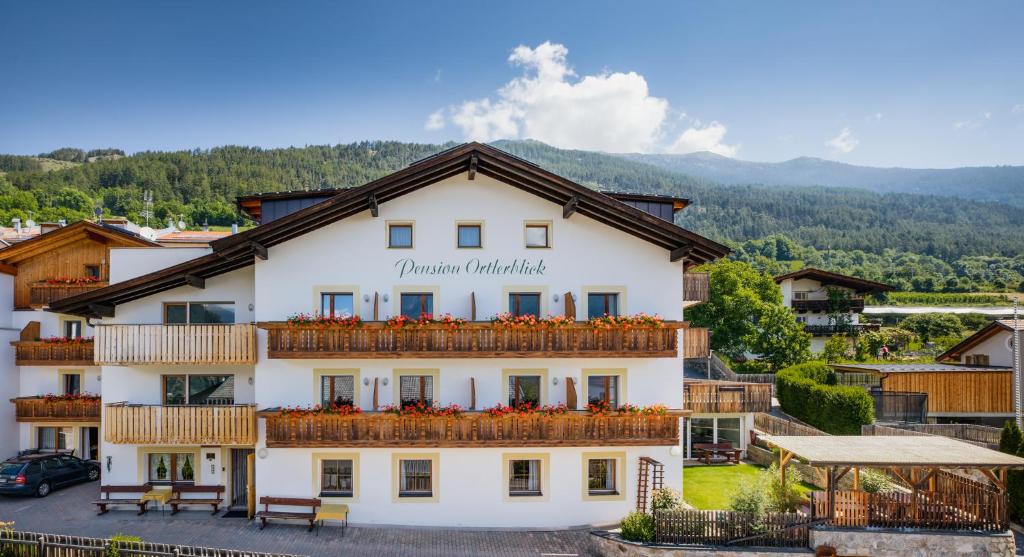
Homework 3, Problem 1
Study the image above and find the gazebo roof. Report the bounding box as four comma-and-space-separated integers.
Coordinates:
767, 435, 1024, 468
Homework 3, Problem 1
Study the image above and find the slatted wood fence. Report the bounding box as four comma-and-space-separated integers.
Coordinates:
682, 272, 709, 304
0, 528, 304, 557
94, 324, 256, 365
652, 510, 812, 547
104, 404, 256, 445
683, 381, 772, 413
262, 321, 687, 358
753, 412, 829, 436
811, 490, 1007, 531
263, 411, 680, 448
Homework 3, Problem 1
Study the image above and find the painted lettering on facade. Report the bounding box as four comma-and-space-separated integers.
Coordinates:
395, 258, 546, 278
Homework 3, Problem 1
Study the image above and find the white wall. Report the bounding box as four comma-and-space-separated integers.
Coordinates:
104, 267, 254, 325
109, 247, 211, 283
960, 329, 1020, 368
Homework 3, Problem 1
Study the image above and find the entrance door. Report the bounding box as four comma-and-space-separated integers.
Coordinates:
79, 427, 99, 460
230, 448, 254, 508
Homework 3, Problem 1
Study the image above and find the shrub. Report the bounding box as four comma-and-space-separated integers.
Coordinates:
766, 464, 803, 512
651, 487, 682, 512
106, 534, 142, 557
619, 511, 655, 543
822, 334, 849, 363
776, 362, 874, 434
729, 471, 770, 517
859, 469, 897, 494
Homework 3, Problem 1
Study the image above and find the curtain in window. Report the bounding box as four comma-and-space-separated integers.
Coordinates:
399, 376, 433, 407
588, 459, 617, 493
321, 459, 353, 494
37, 427, 57, 450
399, 460, 432, 495
321, 376, 355, 406
587, 376, 618, 406
507, 376, 541, 406
509, 459, 540, 494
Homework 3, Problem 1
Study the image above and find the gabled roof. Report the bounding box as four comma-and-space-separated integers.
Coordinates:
237, 188, 343, 221
773, 267, 892, 294
937, 319, 1022, 362
0, 220, 159, 266
51, 142, 729, 318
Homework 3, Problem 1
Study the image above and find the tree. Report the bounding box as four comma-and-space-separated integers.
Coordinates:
823, 334, 849, 363
749, 304, 812, 372
899, 313, 965, 342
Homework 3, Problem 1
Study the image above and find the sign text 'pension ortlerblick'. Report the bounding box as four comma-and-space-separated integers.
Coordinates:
395, 258, 546, 279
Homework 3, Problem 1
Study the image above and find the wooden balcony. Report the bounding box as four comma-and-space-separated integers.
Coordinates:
683, 380, 773, 414
261, 411, 682, 448
12, 397, 101, 422
13, 340, 94, 366
104, 404, 256, 445
29, 282, 108, 307
683, 272, 710, 305
94, 324, 257, 365
261, 321, 686, 359
791, 298, 865, 313
683, 327, 710, 358
803, 323, 880, 336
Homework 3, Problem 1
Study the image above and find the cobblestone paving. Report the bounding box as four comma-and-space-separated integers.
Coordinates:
0, 482, 594, 557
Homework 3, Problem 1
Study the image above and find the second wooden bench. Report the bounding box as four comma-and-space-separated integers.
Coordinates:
255, 496, 321, 532
169, 484, 226, 515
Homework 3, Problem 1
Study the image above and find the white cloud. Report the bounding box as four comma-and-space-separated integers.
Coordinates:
825, 127, 859, 154
431, 42, 732, 154
667, 121, 738, 157
866, 112, 883, 122
953, 111, 992, 130
1013, 104, 1024, 115
424, 110, 445, 131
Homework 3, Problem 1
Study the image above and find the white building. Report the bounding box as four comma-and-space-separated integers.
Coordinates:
52, 143, 726, 527
775, 268, 890, 352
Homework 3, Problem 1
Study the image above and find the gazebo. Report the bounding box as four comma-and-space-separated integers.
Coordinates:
768, 435, 1024, 531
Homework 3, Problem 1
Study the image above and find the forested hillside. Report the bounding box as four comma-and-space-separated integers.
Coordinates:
0, 139, 1021, 292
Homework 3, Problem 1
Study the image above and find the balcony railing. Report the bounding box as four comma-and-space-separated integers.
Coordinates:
104, 404, 256, 445
683, 380, 773, 414
29, 282, 108, 307
13, 340, 94, 366
791, 298, 865, 313
803, 323, 880, 336
94, 324, 257, 365
12, 397, 101, 422
261, 411, 682, 448
261, 321, 686, 359
683, 272, 710, 305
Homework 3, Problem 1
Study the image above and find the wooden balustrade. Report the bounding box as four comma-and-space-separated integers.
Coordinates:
12, 397, 100, 422
261, 321, 686, 359
29, 282, 108, 307
104, 404, 256, 445
683, 327, 710, 358
13, 340, 94, 366
792, 298, 865, 313
684, 380, 773, 413
682, 272, 710, 305
262, 411, 681, 448
812, 489, 1007, 531
94, 324, 257, 365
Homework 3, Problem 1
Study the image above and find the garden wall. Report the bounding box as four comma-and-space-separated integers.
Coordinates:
589, 532, 811, 556
810, 527, 1014, 557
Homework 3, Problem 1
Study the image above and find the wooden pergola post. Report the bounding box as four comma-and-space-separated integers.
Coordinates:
852, 467, 860, 491
779, 448, 794, 488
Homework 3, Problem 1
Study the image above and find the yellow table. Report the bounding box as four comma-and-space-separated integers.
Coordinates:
141, 489, 173, 515
315, 503, 349, 537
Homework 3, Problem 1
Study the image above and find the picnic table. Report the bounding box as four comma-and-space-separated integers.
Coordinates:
693, 442, 742, 464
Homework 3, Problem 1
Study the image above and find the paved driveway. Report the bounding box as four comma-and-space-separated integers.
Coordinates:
0, 482, 594, 557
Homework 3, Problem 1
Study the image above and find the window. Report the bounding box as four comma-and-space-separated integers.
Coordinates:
400, 293, 433, 319
163, 375, 234, 405
508, 293, 541, 317
37, 427, 71, 451
164, 302, 235, 324
84, 265, 101, 279
398, 459, 433, 497
793, 291, 809, 300
399, 375, 433, 408
508, 375, 541, 407
320, 459, 354, 497
61, 373, 81, 396
524, 223, 550, 248
63, 319, 84, 339
508, 459, 542, 497
320, 293, 354, 318
320, 375, 355, 406
147, 453, 195, 484
587, 458, 618, 495
587, 293, 620, 319
388, 223, 414, 248
457, 224, 482, 248
587, 375, 619, 407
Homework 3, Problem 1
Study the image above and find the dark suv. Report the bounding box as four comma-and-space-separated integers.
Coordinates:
0, 453, 100, 497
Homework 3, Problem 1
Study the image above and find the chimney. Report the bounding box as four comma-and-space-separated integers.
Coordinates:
12, 218, 20, 234
231, 223, 238, 234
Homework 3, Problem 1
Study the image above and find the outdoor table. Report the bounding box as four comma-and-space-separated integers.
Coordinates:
141, 488, 173, 515
315, 503, 349, 537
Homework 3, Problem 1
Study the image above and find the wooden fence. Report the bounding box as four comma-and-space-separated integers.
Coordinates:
683, 381, 772, 413
811, 489, 1007, 531
682, 272, 709, 304
94, 324, 257, 365
871, 390, 928, 424
652, 510, 813, 548
263, 411, 680, 448
104, 404, 256, 445
888, 423, 1001, 448
0, 528, 304, 557
262, 321, 688, 359
753, 412, 829, 437
13, 397, 100, 422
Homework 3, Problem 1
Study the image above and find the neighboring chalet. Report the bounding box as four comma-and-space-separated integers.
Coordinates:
775, 268, 891, 352
51, 142, 727, 527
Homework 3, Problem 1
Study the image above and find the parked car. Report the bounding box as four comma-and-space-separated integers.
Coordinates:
0, 453, 100, 497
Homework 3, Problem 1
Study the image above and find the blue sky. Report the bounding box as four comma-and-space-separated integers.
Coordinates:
1, 0, 1021, 167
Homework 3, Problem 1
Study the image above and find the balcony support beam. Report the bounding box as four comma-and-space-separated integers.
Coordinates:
88, 303, 115, 318
250, 241, 268, 261
670, 245, 693, 262
184, 274, 205, 289
368, 194, 379, 217
563, 195, 578, 219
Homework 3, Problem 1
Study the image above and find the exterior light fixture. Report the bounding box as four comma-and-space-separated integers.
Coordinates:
105, 456, 112, 472
363, 377, 371, 386
552, 377, 559, 385
669, 446, 683, 457
257, 448, 268, 459
382, 378, 389, 386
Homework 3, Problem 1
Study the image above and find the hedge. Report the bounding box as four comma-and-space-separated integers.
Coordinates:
775, 362, 874, 435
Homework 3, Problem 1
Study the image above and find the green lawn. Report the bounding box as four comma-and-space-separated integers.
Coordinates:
682, 463, 818, 510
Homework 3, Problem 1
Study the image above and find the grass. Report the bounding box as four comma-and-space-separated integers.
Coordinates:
682, 463, 818, 510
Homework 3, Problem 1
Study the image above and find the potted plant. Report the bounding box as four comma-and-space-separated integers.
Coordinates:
181, 455, 194, 481
156, 457, 167, 480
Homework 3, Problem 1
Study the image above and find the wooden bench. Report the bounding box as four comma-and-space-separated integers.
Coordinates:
93, 485, 151, 515
169, 484, 226, 515
255, 496, 321, 532
693, 442, 742, 465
